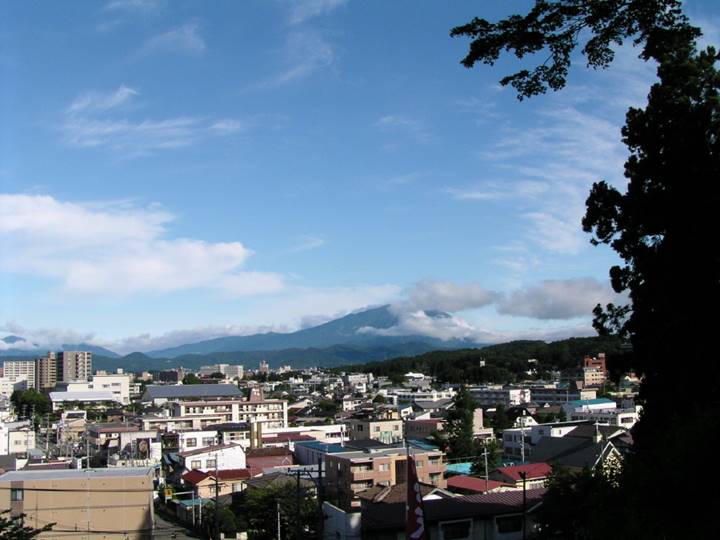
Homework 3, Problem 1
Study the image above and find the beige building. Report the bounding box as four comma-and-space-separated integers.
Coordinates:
346, 417, 404, 444
36, 353, 58, 389
0, 467, 155, 539
325, 446, 446, 510
2, 360, 36, 389
58, 351, 92, 382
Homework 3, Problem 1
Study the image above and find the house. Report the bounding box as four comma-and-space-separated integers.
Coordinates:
356, 488, 546, 540
179, 442, 246, 473
0, 467, 155, 540
489, 463, 552, 489
446, 475, 514, 495
405, 418, 445, 439
245, 446, 294, 475
181, 468, 251, 498
529, 429, 624, 473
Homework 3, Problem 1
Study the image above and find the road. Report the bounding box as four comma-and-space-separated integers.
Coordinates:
153, 511, 201, 539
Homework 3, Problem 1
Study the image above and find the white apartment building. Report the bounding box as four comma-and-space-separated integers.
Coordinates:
0, 376, 28, 398
571, 406, 641, 428
2, 360, 36, 389
179, 443, 246, 472
177, 430, 219, 453
0, 421, 36, 456
385, 388, 456, 403
528, 385, 597, 405
469, 386, 531, 407
54, 373, 131, 405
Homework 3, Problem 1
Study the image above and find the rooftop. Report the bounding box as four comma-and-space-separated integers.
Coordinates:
492, 462, 552, 481
0, 467, 153, 482
446, 475, 513, 493
142, 384, 243, 400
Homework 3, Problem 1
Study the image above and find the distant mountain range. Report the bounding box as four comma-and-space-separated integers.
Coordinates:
146, 305, 479, 357
1, 305, 486, 370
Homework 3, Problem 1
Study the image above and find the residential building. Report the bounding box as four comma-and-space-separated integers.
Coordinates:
489, 463, 552, 489
157, 369, 184, 384
35, 352, 58, 389
561, 398, 616, 417
176, 430, 219, 452
446, 476, 514, 495
583, 353, 607, 374
179, 443, 246, 472
346, 416, 403, 444
2, 360, 36, 389
386, 388, 455, 403
527, 385, 597, 405
258, 361, 269, 374
49, 390, 120, 411
582, 366, 607, 387
58, 351, 92, 382
0, 375, 27, 398
469, 386, 531, 408
571, 406, 641, 428
140, 383, 243, 405
405, 418, 445, 439
0, 421, 36, 456
91, 373, 132, 405
199, 363, 244, 379
0, 467, 154, 540
502, 420, 591, 460
181, 468, 251, 498
325, 445, 446, 510
530, 426, 624, 473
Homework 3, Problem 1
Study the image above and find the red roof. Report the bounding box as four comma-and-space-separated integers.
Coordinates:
182, 468, 251, 485
446, 476, 513, 493
494, 462, 552, 482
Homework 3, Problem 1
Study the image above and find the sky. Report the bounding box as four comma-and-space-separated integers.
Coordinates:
2, 0, 719, 354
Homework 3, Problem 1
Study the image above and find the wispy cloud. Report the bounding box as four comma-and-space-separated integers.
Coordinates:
104, 0, 163, 12
0, 194, 284, 296
287, 0, 348, 25
259, 32, 335, 88
288, 234, 326, 253
375, 114, 430, 147
141, 23, 206, 56
61, 86, 243, 156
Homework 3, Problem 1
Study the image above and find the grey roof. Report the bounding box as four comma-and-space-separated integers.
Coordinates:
0, 467, 153, 482
141, 384, 242, 400
49, 391, 118, 402
529, 436, 614, 469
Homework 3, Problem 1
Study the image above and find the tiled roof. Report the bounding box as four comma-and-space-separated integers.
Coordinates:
446, 475, 513, 493
358, 482, 441, 504
182, 468, 251, 484
493, 462, 552, 481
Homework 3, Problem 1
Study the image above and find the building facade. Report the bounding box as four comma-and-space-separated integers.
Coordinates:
2, 360, 36, 389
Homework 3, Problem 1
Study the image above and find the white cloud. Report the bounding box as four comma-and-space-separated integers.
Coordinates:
400, 280, 498, 313
62, 86, 243, 156
104, 0, 162, 12
287, 0, 348, 25
0, 194, 284, 296
288, 234, 326, 253
271, 32, 336, 86
360, 310, 496, 343
375, 115, 430, 144
142, 23, 206, 56
496, 277, 624, 320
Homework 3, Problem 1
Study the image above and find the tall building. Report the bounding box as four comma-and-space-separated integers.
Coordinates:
258, 360, 269, 374
36, 352, 58, 389
2, 360, 36, 389
58, 351, 92, 382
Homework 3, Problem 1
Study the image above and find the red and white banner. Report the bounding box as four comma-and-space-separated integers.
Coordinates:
406, 455, 428, 540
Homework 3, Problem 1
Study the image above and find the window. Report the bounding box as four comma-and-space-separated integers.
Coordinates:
202, 437, 215, 446
374, 426, 380, 432
440, 519, 472, 540
393, 425, 399, 431
206, 459, 217, 468
10, 488, 23, 501
185, 438, 197, 448
416, 460, 424, 468
496, 515, 523, 533
191, 460, 202, 469
378, 463, 390, 472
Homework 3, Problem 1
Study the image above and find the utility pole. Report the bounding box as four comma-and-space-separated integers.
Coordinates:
295, 468, 302, 540
483, 446, 489, 492
213, 452, 219, 540
276, 500, 282, 540
520, 471, 527, 540
317, 457, 324, 539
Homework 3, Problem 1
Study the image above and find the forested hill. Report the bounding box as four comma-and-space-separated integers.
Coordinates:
343, 336, 628, 384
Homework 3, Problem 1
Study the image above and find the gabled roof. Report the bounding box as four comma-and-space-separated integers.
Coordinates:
529, 436, 618, 469
493, 462, 552, 482
446, 475, 513, 493
358, 482, 449, 504
182, 468, 251, 485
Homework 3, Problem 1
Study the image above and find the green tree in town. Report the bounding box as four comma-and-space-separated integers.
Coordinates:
470, 438, 501, 478
10, 389, 50, 417
237, 481, 318, 540
452, 1, 720, 537
0, 511, 54, 539
181, 373, 201, 385
490, 404, 512, 432
445, 385, 477, 460
372, 393, 387, 404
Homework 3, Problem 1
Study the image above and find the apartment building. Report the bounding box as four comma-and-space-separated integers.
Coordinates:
58, 351, 92, 382
199, 363, 244, 379
0, 467, 154, 540
527, 385, 597, 405
325, 446, 446, 510
0, 421, 36, 456
386, 388, 456, 403
346, 416, 404, 444
570, 406, 641, 428
140, 384, 243, 405
469, 386, 532, 408
36, 352, 58, 389
2, 360, 36, 389
179, 442, 246, 472
582, 366, 607, 387
0, 375, 28, 398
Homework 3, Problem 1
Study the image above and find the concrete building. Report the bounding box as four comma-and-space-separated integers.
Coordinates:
35, 352, 58, 389
346, 417, 404, 444
58, 351, 92, 382
527, 385, 596, 405
469, 386, 532, 408
199, 364, 244, 379
179, 442, 247, 472
0, 467, 155, 540
2, 360, 36, 389
570, 406, 641, 428
325, 446, 446, 510
91, 373, 132, 405
140, 384, 243, 405
0, 421, 36, 456
49, 390, 120, 411
0, 375, 28, 398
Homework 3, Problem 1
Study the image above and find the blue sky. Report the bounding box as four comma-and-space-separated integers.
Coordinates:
2, 0, 718, 353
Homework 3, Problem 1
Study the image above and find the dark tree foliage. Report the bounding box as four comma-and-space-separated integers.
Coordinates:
453, 1, 720, 537
10, 389, 50, 417
445, 386, 477, 460
450, 0, 687, 99
181, 373, 201, 385
470, 438, 501, 477
0, 511, 54, 539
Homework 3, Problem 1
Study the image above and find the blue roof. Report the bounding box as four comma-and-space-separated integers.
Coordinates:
569, 398, 615, 406
446, 462, 472, 475
294, 440, 346, 453
408, 439, 440, 451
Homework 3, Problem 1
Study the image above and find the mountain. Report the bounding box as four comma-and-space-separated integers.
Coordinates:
147, 305, 481, 358
61, 344, 120, 358
90, 341, 442, 372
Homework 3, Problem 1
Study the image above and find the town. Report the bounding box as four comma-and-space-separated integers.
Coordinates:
0, 349, 640, 539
